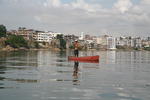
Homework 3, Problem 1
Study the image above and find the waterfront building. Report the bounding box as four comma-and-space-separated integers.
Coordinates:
79, 32, 84, 40
96, 35, 108, 45
37, 32, 62, 43
8, 27, 35, 40
95, 35, 108, 49
37, 32, 52, 43
116, 36, 134, 48
83, 34, 97, 49
85, 34, 91, 40
133, 37, 142, 48
7, 30, 18, 35
142, 40, 149, 47
126, 37, 134, 47
32, 30, 44, 41
107, 36, 116, 50
17, 27, 35, 40
64, 34, 79, 41
116, 37, 127, 46
95, 35, 116, 50
116, 36, 142, 48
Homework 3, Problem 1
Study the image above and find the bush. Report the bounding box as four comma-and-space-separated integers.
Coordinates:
69, 45, 74, 49
35, 42, 39, 48
5, 35, 28, 48
116, 46, 126, 49
144, 47, 150, 51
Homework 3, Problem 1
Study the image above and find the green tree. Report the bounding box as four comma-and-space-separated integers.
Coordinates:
56, 34, 66, 49
0, 25, 7, 37
144, 47, 150, 51
56, 34, 63, 39
35, 41, 39, 48
5, 35, 28, 48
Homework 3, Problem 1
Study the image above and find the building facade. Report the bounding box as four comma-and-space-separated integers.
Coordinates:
107, 36, 116, 50
37, 32, 62, 43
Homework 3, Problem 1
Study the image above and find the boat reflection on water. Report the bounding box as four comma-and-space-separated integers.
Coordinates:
69, 60, 99, 63
72, 61, 80, 85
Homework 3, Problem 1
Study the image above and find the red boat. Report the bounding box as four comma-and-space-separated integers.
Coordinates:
68, 55, 99, 62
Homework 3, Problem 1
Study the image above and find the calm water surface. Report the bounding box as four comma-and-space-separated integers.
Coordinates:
0, 50, 150, 100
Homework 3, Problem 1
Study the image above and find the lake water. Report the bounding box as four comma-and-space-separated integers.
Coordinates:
0, 50, 150, 100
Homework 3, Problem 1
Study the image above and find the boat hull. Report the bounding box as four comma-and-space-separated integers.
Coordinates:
68, 55, 99, 63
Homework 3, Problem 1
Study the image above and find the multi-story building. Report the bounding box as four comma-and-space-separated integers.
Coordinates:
107, 36, 116, 50
116, 36, 134, 47
133, 37, 142, 48
17, 27, 35, 40
116, 36, 142, 48
85, 34, 91, 40
37, 32, 62, 43
96, 35, 108, 45
95, 35, 116, 50
79, 32, 84, 40
142, 37, 150, 47
95, 35, 108, 49
116, 37, 127, 46
126, 37, 134, 47
7, 30, 18, 35
8, 27, 35, 40
37, 32, 51, 43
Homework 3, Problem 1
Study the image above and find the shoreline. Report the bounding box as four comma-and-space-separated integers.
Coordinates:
0, 47, 149, 52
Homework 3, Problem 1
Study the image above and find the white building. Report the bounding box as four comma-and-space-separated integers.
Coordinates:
95, 35, 108, 45
107, 37, 116, 50
95, 35, 116, 50
79, 32, 84, 40
116, 37, 134, 47
50, 32, 62, 38
133, 37, 142, 48
37, 32, 62, 43
37, 32, 52, 43
116, 37, 127, 46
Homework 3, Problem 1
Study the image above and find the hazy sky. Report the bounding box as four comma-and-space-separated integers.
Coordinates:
0, 0, 150, 37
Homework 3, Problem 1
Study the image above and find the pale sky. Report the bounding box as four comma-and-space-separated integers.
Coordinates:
0, 0, 150, 37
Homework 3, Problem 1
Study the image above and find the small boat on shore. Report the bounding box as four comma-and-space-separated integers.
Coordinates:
68, 55, 99, 63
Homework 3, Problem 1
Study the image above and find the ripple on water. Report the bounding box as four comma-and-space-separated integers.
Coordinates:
0, 51, 150, 100
98, 93, 142, 100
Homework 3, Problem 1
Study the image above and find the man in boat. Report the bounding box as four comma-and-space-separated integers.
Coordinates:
74, 40, 79, 57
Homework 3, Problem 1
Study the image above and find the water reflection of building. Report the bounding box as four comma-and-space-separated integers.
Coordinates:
0, 51, 39, 85
99, 51, 116, 64
115, 51, 143, 66
106, 51, 116, 64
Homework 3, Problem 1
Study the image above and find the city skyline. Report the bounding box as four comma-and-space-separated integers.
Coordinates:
0, 0, 150, 37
